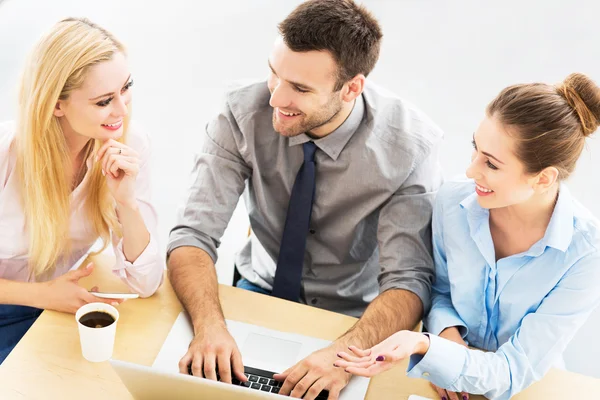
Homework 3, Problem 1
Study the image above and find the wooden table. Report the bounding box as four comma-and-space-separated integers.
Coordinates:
0, 254, 598, 399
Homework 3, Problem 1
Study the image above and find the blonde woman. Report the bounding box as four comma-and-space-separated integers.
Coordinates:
0, 18, 164, 364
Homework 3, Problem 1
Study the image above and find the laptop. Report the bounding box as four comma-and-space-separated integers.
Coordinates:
111, 311, 370, 399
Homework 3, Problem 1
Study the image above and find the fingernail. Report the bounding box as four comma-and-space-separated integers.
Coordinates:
111, 302, 118, 306
442, 397, 447, 400
336, 353, 341, 357
333, 363, 338, 367
376, 356, 384, 362
463, 396, 468, 400
102, 169, 106, 176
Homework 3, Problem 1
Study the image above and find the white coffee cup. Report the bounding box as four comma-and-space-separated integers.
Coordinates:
75, 302, 119, 362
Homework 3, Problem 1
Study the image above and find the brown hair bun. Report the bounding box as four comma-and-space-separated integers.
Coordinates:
556, 73, 600, 137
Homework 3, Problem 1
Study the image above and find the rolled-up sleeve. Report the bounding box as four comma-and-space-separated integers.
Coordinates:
377, 143, 443, 312
408, 252, 600, 400
167, 98, 251, 263
112, 130, 164, 298
424, 192, 469, 337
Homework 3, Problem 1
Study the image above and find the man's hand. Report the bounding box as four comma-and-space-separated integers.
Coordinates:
273, 289, 423, 399
178, 322, 247, 385
275, 342, 351, 400
169, 247, 246, 384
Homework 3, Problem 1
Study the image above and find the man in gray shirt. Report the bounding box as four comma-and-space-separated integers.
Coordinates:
167, 0, 443, 398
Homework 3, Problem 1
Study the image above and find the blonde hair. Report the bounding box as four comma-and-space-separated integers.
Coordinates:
15, 17, 127, 278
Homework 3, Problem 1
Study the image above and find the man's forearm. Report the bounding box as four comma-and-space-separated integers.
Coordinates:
167, 246, 226, 333
340, 289, 424, 348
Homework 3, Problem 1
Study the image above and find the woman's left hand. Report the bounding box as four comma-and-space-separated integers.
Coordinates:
334, 330, 429, 377
95, 139, 140, 206
430, 328, 470, 400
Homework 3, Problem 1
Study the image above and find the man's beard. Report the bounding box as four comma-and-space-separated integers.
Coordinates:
272, 96, 343, 137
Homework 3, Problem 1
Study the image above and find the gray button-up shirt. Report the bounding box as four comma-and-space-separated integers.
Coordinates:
168, 81, 444, 317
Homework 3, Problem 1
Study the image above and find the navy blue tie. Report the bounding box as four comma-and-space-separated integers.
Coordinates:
272, 141, 317, 302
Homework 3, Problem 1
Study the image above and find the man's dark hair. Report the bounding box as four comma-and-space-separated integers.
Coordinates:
278, 0, 383, 91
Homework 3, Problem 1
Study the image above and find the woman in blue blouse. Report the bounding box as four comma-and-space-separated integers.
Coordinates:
335, 73, 600, 400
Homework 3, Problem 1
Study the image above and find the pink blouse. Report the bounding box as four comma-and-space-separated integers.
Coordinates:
0, 121, 164, 297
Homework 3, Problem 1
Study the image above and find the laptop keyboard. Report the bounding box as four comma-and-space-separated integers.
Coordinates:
188, 364, 329, 399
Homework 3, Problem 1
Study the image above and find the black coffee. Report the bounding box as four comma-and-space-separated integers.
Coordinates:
79, 311, 115, 328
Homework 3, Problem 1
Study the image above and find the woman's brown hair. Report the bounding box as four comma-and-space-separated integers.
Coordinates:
487, 73, 600, 180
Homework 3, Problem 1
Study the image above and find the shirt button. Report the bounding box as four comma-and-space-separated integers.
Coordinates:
422, 372, 430, 377
309, 229, 316, 234
311, 298, 318, 305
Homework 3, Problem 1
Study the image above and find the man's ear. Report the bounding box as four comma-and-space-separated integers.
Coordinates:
341, 74, 365, 103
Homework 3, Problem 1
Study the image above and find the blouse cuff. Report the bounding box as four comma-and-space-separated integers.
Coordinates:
407, 333, 466, 389
112, 234, 164, 297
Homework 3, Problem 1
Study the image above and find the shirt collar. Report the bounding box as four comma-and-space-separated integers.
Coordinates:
542, 183, 574, 252
288, 95, 365, 160
460, 182, 574, 254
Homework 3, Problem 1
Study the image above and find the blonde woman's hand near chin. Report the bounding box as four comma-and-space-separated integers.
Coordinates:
95, 139, 140, 206
38, 263, 123, 314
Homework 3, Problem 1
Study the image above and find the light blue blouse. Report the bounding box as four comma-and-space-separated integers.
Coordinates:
407, 179, 600, 399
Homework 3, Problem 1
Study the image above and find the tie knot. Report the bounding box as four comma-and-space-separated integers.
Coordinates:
303, 141, 317, 162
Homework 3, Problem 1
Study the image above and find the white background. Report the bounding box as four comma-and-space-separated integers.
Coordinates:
0, 0, 598, 378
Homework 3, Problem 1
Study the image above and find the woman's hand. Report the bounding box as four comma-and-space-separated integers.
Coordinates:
38, 263, 123, 314
430, 327, 469, 400
95, 139, 140, 207
334, 330, 429, 377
